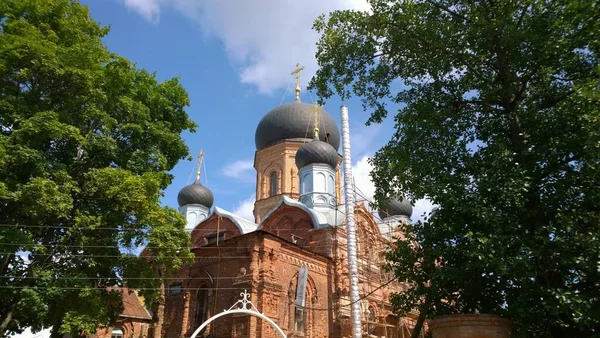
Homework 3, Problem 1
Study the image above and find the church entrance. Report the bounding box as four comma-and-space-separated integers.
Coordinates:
189, 290, 286, 338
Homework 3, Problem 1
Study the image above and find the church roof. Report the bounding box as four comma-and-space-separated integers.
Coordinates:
177, 181, 214, 208
259, 195, 344, 229
378, 197, 413, 219
108, 287, 152, 321
295, 138, 339, 169
254, 101, 340, 151
213, 207, 258, 234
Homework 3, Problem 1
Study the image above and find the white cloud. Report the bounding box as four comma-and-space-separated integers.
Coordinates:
11, 328, 50, 338
222, 160, 254, 181
352, 155, 376, 205
413, 198, 436, 223
350, 155, 435, 223
16, 251, 31, 265
121, 0, 160, 23
120, 0, 370, 94
232, 194, 256, 222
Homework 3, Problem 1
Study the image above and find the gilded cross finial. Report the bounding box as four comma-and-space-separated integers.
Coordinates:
195, 149, 205, 183
291, 63, 304, 101
312, 102, 320, 139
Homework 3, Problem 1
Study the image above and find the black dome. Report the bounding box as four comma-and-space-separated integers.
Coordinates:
255, 101, 340, 151
295, 139, 339, 169
378, 198, 413, 219
177, 182, 214, 208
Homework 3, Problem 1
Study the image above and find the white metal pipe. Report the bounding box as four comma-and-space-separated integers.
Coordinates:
340, 105, 363, 338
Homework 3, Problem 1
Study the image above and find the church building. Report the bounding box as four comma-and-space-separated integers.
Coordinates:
156, 72, 418, 338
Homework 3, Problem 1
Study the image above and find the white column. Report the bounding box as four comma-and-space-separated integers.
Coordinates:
340, 105, 362, 338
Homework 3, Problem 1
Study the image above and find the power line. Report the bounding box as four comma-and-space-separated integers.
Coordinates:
0, 278, 403, 312
0, 253, 249, 259
0, 242, 384, 250
0, 286, 248, 291
0, 224, 379, 231
0, 276, 238, 281
0, 277, 401, 312
304, 276, 399, 311
0, 265, 390, 283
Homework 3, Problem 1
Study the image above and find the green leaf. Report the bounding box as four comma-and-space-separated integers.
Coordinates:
312, 0, 600, 336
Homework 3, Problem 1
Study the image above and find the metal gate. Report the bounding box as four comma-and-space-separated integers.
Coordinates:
189, 290, 286, 338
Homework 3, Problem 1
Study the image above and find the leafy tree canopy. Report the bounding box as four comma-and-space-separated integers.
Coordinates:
311, 0, 599, 337
0, 0, 196, 336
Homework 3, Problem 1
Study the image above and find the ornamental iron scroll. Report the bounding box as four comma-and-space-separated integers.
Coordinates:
189, 290, 287, 338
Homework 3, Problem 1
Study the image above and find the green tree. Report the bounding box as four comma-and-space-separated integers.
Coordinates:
310, 0, 599, 336
0, 0, 195, 336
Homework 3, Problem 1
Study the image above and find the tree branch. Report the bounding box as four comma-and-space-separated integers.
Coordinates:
423, 0, 470, 23
515, 4, 530, 29
539, 89, 577, 110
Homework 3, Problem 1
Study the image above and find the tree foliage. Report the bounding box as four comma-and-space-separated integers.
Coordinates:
0, 0, 196, 336
311, 0, 599, 336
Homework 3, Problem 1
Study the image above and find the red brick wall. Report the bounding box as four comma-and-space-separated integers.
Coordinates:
429, 314, 513, 338
160, 202, 420, 338
260, 204, 313, 246
93, 318, 150, 338
162, 231, 333, 338
190, 214, 241, 247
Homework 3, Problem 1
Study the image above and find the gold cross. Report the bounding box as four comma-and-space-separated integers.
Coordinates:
291, 63, 304, 85
291, 63, 304, 100
312, 102, 320, 138
196, 149, 205, 182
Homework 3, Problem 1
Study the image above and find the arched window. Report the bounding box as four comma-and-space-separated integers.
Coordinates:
110, 328, 123, 338
269, 171, 278, 196
195, 286, 208, 334
293, 268, 308, 335
367, 306, 377, 335
386, 315, 399, 338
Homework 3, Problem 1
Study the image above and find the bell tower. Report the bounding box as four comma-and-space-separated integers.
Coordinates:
253, 141, 303, 223
252, 64, 343, 223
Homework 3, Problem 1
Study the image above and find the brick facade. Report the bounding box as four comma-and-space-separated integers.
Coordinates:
253, 141, 342, 223
429, 314, 513, 338
94, 319, 151, 338
92, 288, 153, 338
160, 202, 418, 338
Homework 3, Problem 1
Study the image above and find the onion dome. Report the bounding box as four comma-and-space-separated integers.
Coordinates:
378, 197, 413, 219
295, 138, 339, 169
255, 101, 340, 151
177, 181, 214, 208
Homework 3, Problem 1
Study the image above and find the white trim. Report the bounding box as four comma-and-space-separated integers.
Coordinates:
259, 196, 327, 229
191, 207, 258, 235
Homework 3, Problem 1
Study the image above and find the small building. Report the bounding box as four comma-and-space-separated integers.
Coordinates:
93, 288, 153, 338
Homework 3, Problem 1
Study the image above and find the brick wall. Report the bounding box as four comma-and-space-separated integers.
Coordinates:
429, 314, 513, 338
160, 200, 419, 337
93, 318, 150, 338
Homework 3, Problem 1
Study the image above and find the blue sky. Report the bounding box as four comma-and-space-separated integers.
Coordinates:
75, 0, 421, 221
14, 2, 435, 336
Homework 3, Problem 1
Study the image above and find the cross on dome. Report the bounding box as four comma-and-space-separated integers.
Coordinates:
312, 102, 320, 139
291, 63, 304, 101
195, 149, 205, 183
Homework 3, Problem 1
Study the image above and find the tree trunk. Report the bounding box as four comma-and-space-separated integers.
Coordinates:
1, 254, 12, 277
411, 293, 432, 338
153, 283, 166, 338
0, 303, 16, 337
50, 315, 65, 338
